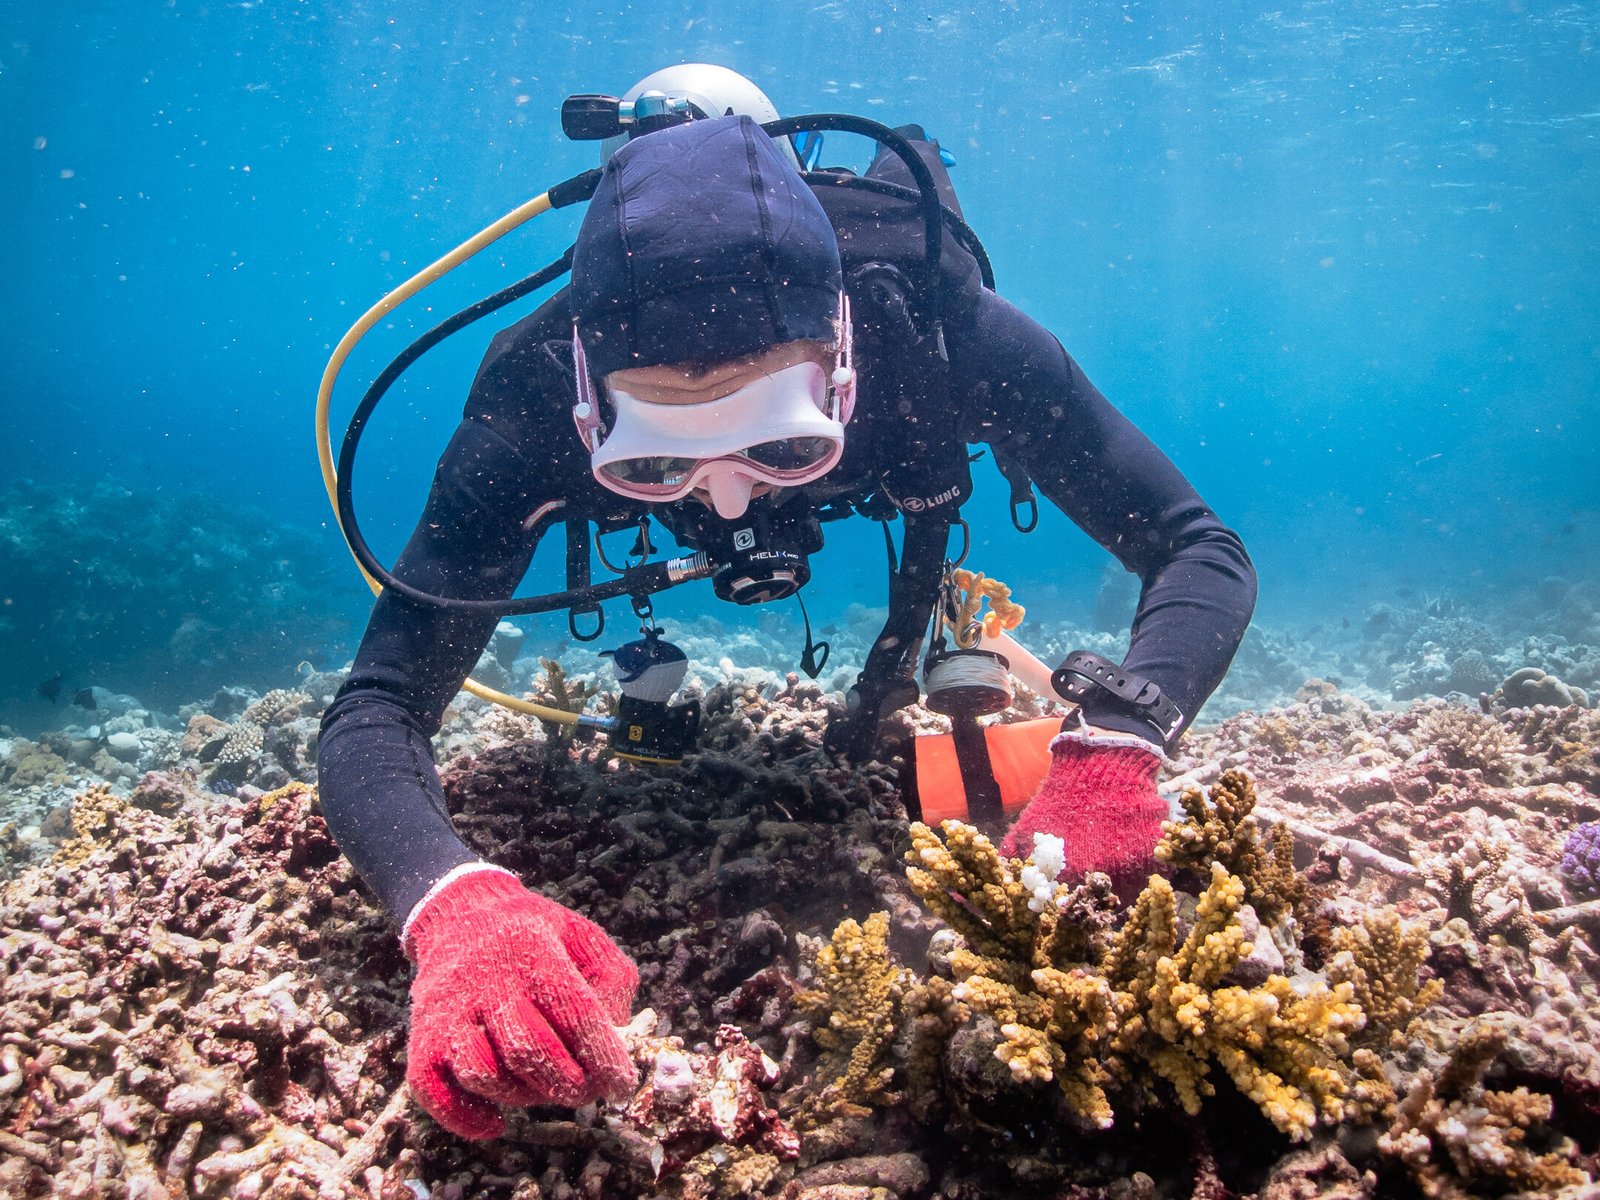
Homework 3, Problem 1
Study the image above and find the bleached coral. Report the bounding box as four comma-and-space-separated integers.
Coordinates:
1017, 832, 1066, 913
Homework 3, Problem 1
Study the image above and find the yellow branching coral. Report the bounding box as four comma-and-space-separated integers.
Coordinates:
947, 569, 1025, 648
905, 820, 1042, 970
54, 785, 186, 869
1155, 769, 1306, 925
1326, 908, 1443, 1038
906, 820, 1120, 1128
1106, 862, 1365, 1139
907, 804, 1372, 1140
896, 975, 968, 1122
795, 911, 908, 1122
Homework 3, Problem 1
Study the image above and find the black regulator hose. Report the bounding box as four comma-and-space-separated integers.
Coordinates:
762, 114, 950, 313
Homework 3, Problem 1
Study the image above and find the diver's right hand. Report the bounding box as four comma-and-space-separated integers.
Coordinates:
403, 866, 639, 1139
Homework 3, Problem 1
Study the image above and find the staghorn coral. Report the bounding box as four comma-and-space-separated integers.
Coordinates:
905, 804, 1368, 1140
1105, 862, 1366, 1139
794, 911, 909, 1123
1154, 769, 1307, 926
1325, 908, 1443, 1037
1377, 1022, 1589, 1199
52, 783, 183, 869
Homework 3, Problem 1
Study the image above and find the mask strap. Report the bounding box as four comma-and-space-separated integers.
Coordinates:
832, 290, 857, 425
572, 325, 605, 452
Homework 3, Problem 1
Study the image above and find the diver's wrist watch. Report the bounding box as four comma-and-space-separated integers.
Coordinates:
1051, 650, 1184, 749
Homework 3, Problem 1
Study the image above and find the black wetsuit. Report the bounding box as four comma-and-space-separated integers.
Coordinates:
318, 287, 1257, 922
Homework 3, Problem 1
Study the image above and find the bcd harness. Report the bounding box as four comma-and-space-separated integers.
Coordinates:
321, 109, 1061, 775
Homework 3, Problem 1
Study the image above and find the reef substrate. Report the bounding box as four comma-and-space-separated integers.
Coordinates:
1, 678, 1598, 1199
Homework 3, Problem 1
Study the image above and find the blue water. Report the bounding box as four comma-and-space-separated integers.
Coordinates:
2, 1, 1596, 711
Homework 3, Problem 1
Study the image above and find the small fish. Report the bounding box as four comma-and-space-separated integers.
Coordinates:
36, 674, 98, 708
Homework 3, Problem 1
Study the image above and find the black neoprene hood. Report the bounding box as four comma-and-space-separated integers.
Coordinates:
571, 114, 843, 380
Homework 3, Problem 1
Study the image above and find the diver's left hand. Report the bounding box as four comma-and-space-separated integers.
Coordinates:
999, 727, 1167, 899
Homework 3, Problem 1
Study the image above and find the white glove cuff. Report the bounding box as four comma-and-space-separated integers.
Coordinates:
1048, 727, 1167, 760
401, 861, 519, 946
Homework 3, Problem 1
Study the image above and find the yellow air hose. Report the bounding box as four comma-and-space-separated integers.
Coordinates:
315, 191, 585, 726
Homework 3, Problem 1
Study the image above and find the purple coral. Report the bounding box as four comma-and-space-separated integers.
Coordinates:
1561, 820, 1600, 898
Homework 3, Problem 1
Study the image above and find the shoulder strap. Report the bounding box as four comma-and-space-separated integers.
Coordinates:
849, 264, 972, 520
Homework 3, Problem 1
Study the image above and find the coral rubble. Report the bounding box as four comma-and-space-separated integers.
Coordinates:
0, 664, 1597, 1198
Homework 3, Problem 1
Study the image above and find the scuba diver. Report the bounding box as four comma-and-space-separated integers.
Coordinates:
316, 65, 1256, 1140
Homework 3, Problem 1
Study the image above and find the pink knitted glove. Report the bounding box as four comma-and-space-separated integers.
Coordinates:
999, 729, 1167, 898
404, 866, 639, 1139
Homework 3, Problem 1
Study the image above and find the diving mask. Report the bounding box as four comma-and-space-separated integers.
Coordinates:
573, 293, 856, 519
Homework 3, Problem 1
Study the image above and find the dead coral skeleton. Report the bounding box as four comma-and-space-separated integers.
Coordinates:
617, 1008, 800, 1185
0, 782, 413, 1200
1377, 1022, 1590, 1199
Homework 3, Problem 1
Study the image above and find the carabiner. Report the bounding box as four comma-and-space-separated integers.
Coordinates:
948, 517, 971, 569
595, 517, 653, 574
